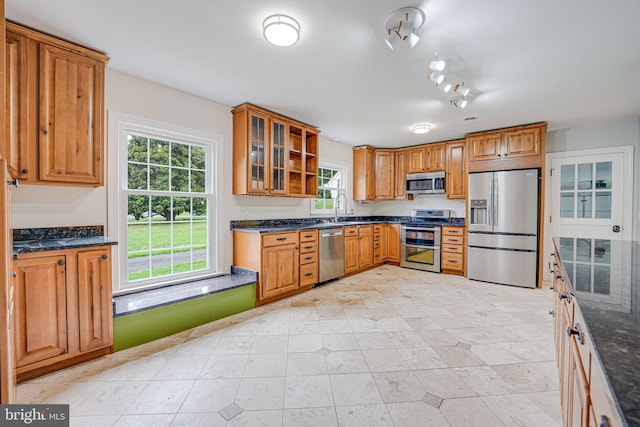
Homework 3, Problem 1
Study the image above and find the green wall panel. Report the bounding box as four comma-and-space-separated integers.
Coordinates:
113, 284, 255, 351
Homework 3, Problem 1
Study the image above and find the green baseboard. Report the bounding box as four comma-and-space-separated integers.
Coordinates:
113, 284, 256, 351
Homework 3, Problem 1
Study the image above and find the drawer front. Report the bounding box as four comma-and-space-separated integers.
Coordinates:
300, 263, 318, 286
442, 253, 464, 271
263, 232, 299, 247
300, 241, 318, 254
300, 252, 317, 265
374, 248, 382, 263
373, 224, 382, 233
443, 244, 463, 254
373, 241, 381, 250
442, 226, 465, 236
300, 230, 318, 242
344, 226, 358, 236
442, 235, 464, 245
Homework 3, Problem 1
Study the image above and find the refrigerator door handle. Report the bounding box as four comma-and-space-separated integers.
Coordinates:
493, 175, 498, 227
488, 176, 493, 227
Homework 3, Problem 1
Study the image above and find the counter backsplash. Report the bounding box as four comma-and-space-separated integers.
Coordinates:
13, 225, 105, 241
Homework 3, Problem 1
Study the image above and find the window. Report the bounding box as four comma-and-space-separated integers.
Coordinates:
111, 113, 221, 293
312, 163, 347, 215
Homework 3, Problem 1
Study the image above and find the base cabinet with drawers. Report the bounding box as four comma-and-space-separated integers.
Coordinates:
551, 247, 625, 427
12, 246, 113, 381
233, 229, 319, 305
441, 226, 466, 275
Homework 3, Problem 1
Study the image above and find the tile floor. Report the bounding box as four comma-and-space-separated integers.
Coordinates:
17, 265, 562, 427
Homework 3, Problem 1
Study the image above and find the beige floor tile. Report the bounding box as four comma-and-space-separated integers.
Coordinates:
434, 345, 486, 368
284, 375, 334, 408
329, 373, 383, 406
114, 414, 174, 427
481, 394, 561, 426
286, 352, 328, 375
355, 332, 396, 350
213, 336, 254, 355
235, 377, 285, 410
453, 366, 517, 396
199, 354, 248, 379
386, 401, 450, 427
250, 334, 288, 354
372, 370, 426, 403
282, 407, 338, 427
492, 361, 559, 393
319, 319, 353, 334
470, 343, 524, 365
73, 381, 148, 416
362, 349, 411, 372
326, 350, 369, 374
226, 409, 283, 427
386, 331, 428, 348
287, 334, 323, 353
179, 379, 240, 413
125, 380, 193, 414
523, 390, 563, 424
413, 368, 477, 399
69, 415, 119, 427
322, 333, 360, 351
152, 355, 208, 380
334, 404, 393, 427
440, 397, 508, 427
417, 329, 459, 347
397, 347, 449, 370
170, 412, 226, 426
242, 354, 287, 378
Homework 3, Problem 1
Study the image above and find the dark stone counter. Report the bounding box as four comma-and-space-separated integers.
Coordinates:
13, 226, 117, 257
555, 238, 640, 427
231, 215, 466, 233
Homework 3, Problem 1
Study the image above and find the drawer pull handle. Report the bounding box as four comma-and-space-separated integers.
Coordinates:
559, 292, 570, 302
276, 237, 287, 241
304, 272, 314, 277
567, 323, 584, 345
304, 234, 313, 238
304, 256, 313, 261
448, 260, 458, 263
304, 245, 313, 249
448, 247, 457, 250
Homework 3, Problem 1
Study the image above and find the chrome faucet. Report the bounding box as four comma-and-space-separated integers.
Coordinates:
333, 192, 349, 223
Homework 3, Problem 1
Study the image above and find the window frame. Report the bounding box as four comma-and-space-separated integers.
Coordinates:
311, 162, 348, 216
108, 111, 223, 295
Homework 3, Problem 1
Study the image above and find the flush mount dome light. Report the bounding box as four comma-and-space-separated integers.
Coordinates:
263, 14, 300, 47
411, 123, 432, 134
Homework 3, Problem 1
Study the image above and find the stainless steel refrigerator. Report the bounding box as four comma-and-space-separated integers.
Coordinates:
467, 168, 540, 288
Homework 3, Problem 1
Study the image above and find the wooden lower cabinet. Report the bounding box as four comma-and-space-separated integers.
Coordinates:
383, 223, 400, 263
344, 227, 359, 274
234, 229, 319, 305
12, 246, 113, 381
551, 247, 624, 427
343, 225, 375, 274
357, 225, 373, 269
441, 226, 466, 276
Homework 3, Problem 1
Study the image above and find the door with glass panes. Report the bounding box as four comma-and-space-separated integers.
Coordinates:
549, 147, 632, 307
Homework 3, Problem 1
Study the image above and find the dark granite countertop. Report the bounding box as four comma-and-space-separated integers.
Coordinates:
231, 215, 466, 233
554, 238, 640, 427
13, 226, 118, 257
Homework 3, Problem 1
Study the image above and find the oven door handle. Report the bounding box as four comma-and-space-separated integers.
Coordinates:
402, 227, 439, 231
403, 243, 441, 250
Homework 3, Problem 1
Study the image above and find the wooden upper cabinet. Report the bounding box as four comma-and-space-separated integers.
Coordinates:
39, 43, 105, 185
5, 30, 33, 182
466, 122, 547, 172
353, 145, 375, 201
232, 103, 319, 197
394, 150, 407, 199
406, 143, 445, 173
445, 140, 466, 199
5, 22, 109, 186
374, 149, 394, 200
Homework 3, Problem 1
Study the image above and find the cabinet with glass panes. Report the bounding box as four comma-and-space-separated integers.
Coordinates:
232, 103, 319, 197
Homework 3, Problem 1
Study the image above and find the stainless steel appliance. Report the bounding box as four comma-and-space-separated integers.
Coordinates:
319, 227, 345, 283
406, 172, 446, 195
467, 168, 540, 288
400, 209, 449, 272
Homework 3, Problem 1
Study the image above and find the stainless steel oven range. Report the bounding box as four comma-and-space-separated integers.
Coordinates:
400, 209, 450, 273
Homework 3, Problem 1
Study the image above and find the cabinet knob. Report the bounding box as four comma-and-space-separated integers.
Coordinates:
558, 292, 570, 302
599, 416, 610, 427
567, 323, 584, 345
550, 252, 555, 257
7, 178, 18, 188
21, 169, 29, 174
549, 310, 555, 316
58, 259, 65, 266
102, 254, 109, 260
12, 272, 16, 278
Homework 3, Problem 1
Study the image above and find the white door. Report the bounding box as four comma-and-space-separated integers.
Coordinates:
545, 146, 633, 309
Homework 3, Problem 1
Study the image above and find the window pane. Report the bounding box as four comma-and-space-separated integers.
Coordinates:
173, 197, 191, 221
594, 265, 611, 295
191, 146, 206, 169
575, 264, 591, 292
128, 135, 148, 162
595, 162, 612, 189
576, 239, 591, 262
594, 240, 611, 264
127, 222, 149, 253
171, 143, 189, 167
151, 222, 170, 249
577, 163, 592, 190
173, 221, 191, 247
559, 238, 574, 261
560, 193, 574, 218
191, 170, 206, 193
595, 192, 612, 219
149, 139, 170, 165
150, 165, 170, 191
128, 164, 148, 190
564, 262, 574, 285
560, 165, 575, 190
576, 192, 592, 218
171, 169, 189, 192
150, 196, 172, 221
128, 195, 150, 222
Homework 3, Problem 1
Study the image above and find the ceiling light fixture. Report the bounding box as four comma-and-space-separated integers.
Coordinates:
450, 95, 470, 109
428, 52, 445, 72
438, 78, 452, 93
427, 71, 445, 85
384, 7, 425, 50
263, 14, 300, 47
453, 83, 471, 97
411, 123, 432, 134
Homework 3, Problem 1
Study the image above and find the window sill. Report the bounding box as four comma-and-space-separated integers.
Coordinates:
112, 266, 256, 317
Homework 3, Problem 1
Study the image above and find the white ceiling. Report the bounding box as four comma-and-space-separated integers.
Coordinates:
7, 0, 640, 148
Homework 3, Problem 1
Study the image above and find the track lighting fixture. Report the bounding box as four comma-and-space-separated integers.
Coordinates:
450, 95, 470, 109
384, 7, 425, 50
453, 83, 470, 97
427, 51, 473, 109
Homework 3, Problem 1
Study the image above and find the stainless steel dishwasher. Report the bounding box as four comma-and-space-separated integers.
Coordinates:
319, 227, 345, 283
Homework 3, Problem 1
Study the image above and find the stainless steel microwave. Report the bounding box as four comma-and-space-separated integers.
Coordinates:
406, 172, 446, 195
